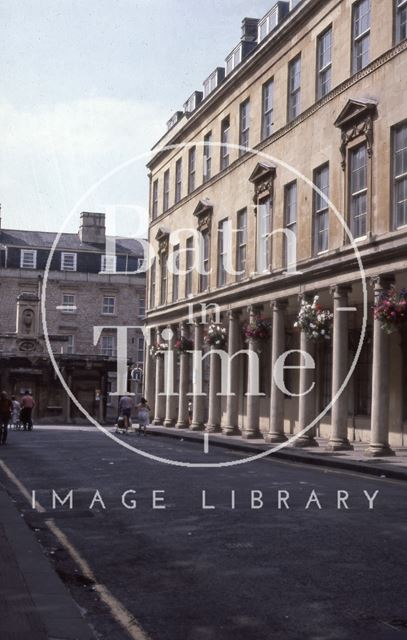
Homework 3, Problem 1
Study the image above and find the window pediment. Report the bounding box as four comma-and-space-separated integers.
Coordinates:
193, 198, 213, 232
249, 162, 276, 202
335, 98, 378, 170
155, 227, 170, 255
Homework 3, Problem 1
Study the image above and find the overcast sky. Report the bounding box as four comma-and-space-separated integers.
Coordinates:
0, 0, 275, 237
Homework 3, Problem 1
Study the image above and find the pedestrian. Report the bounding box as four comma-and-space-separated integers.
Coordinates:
136, 398, 151, 436
0, 391, 13, 445
11, 395, 21, 429
20, 390, 35, 431
188, 400, 193, 425
118, 395, 134, 431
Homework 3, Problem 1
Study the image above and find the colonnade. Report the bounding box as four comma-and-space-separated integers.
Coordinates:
144, 278, 395, 457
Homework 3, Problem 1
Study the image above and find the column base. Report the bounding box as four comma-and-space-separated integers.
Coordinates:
190, 422, 205, 432
163, 419, 176, 428
205, 424, 221, 433
222, 426, 239, 436
241, 429, 261, 440
264, 432, 288, 444
325, 438, 354, 452
364, 443, 396, 457
292, 436, 319, 448
175, 421, 189, 430
152, 418, 164, 426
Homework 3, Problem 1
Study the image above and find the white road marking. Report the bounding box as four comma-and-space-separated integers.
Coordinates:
204, 433, 209, 454
0, 460, 152, 640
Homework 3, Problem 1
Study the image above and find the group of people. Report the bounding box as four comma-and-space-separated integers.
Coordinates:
0, 390, 35, 446
118, 396, 151, 435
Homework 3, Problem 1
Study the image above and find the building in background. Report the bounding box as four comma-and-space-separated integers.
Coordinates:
144, 0, 407, 455
0, 211, 146, 423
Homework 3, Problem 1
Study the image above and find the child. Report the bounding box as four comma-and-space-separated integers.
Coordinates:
136, 398, 151, 436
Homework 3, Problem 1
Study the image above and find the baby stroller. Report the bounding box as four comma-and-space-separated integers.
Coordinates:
115, 413, 132, 434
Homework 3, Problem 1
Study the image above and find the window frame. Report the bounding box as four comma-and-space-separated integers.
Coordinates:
262, 79, 274, 140
203, 131, 213, 182
217, 219, 228, 287
236, 208, 247, 281
64, 334, 75, 355
257, 196, 273, 274
199, 230, 210, 293
102, 295, 116, 316
150, 259, 156, 308
163, 168, 170, 212
188, 146, 196, 194
185, 236, 194, 297
313, 164, 330, 255
287, 54, 301, 123
392, 121, 407, 229
172, 244, 180, 302
101, 254, 117, 273
160, 252, 168, 305
100, 334, 116, 358
316, 26, 333, 100
152, 179, 158, 219
395, 0, 407, 44
348, 142, 369, 240
352, 0, 371, 74
20, 249, 37, 270
239, 99, 250, 156
284, 181, 298, 269
220, 116, 230, 170
61, 293, 76, 314
175, 158, 182, 204
61, 252, 77, 272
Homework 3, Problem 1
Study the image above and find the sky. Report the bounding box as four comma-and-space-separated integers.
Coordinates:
0, 0, 276, 237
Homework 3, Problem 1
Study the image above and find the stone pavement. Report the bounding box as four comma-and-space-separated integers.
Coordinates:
144, 425, 407, 481
0, 482, 96, 640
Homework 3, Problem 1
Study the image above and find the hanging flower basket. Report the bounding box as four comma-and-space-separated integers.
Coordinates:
294, 295, 333, 341
149, 342, 169, 358
374, 285, 407, 334
174, 336, 194, 353
204, 323, 228, 349
242, 318, 272, 342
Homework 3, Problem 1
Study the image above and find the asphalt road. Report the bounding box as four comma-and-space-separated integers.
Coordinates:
1, 426, 407, 640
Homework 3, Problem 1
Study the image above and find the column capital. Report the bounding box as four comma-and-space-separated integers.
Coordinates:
227, 308, 241, 321
299, 291, 315, 304
330, 284, 352, 298
271, 298, 288, 311
370, 274, 395, 292
247, 304, 263, 319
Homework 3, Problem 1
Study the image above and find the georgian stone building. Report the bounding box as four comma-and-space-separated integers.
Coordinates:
144, 0, 407, 455
0, 211, 146, 423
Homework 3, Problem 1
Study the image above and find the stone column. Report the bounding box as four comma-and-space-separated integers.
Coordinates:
242, 305, 262, 440
164, 325, 177, 428
143, 326, 156, 417
190, 320, 205, 431
294, 297, 319, 448
265, 299, 288, 444
176, 322, 191, 429
366, 276, 396, 457
153, 328, 165, 425
223, 309, 241, 436
326, 286, 353, 451
205, 339, 222, 433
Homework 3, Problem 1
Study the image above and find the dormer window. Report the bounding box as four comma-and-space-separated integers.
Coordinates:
258, 2, 289, 42
20, 249, 37, 269
61, 252, 77, 271
203, 68, 225, 99
226, 46, 242, 75
101, 254, 117, 273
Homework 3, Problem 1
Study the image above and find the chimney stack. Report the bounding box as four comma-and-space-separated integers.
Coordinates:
78, 212, 106, 245
241, 17, 259, 42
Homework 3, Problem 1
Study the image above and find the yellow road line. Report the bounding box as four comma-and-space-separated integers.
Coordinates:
0, 459, 152, 640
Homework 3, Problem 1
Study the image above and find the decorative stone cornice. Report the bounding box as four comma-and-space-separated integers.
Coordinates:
334, 98, 378, 170
249, 162, 276, 203
193, 198, 213, 232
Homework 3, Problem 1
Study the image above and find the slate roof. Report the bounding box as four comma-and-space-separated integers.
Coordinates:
0, 229, 145, 256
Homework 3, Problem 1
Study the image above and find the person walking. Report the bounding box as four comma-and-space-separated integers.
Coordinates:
20, 390, 35, 431
11, 396, 21, 429
0, 391, 13, 445
118, 395, 134, 431
136, 398, 151, 436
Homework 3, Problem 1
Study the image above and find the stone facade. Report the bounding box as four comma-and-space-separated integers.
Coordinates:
144, 0, 407, 454
0, 212, 146, 423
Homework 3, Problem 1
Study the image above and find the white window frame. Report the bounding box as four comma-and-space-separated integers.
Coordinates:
288, 56, 301, 122
203, 132, 212, 182
313, 165, 330, 254
239, 100, 250, 156
152, 179, 159, 218
349, 143, 368, 240
61, 252, 77, 272
101, 254, 117, 273
396, 0, 407, 44
188, 147, 196, 194
262, 80, 274, 140
63, 335, 75, 355
61, 293, 76, 314
185, 237, 193, 297
236, 208, 247, 281
284, 182, 298, 269
20, 249, 37, 269
102, 296, 116, 315
163, 169, 170, 211
175, 159, 182, 203
352, 0, 371, 74
220, 117, 230, 170
393, 123, 407, 229
317, 27, 332, 99
257, 197, 272, 274
217, 219, 228, 287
